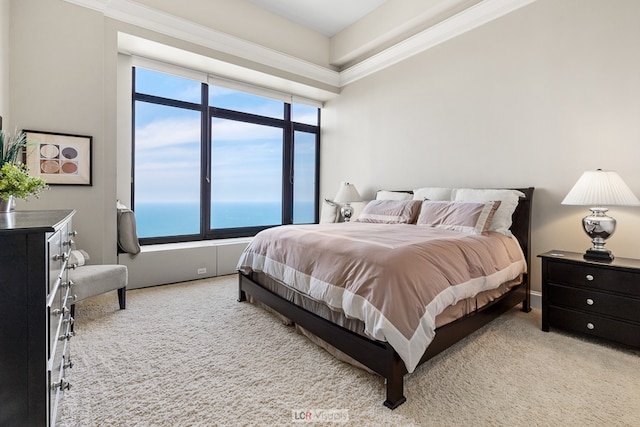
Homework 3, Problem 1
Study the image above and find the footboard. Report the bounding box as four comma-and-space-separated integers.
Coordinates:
238, 272, 408, 409
239, 271, 529, 408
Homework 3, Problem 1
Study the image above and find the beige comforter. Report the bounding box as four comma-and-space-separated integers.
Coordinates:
237, 222, 526, 373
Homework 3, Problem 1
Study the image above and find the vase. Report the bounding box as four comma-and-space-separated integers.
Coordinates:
0, 196, 15, 213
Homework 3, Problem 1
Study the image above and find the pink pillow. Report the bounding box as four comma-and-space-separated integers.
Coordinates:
355, 200, 422, 224
416, 200, 501, 234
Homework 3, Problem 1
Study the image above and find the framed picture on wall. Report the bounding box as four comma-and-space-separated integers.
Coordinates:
24, 130, 92, 186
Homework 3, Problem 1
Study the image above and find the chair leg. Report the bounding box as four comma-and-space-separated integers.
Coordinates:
117, 287, 126, 309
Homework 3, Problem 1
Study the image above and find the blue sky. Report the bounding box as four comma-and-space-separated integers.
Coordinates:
134, 68, 317, 204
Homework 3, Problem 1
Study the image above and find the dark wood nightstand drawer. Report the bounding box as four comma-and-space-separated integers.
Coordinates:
548, 306, 640, 347
548, 284, 640, 323
547, 261, 640, 298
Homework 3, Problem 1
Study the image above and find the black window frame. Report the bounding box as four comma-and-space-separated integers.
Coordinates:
131, 66, 320, 245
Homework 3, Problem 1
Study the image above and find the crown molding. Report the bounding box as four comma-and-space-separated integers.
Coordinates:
340, 0, 537, 86
64, 0, 536, 89
63, 0, 341, 88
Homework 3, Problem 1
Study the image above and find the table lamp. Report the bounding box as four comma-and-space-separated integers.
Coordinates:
334, 182, 362, 222
561, 169, 640, 261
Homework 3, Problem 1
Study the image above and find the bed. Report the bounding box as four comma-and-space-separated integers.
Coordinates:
237, 187, 534, 408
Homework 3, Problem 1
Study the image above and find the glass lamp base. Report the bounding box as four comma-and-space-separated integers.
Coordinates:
341, 204, 354, 222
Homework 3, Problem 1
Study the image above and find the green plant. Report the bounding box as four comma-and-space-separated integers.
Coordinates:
0, 130, 48, 201
0, 130, 27, 168
0, 163, 48, 201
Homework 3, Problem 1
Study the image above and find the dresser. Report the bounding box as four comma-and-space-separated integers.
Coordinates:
0, 210, 76, 426
539, 250, 640, 348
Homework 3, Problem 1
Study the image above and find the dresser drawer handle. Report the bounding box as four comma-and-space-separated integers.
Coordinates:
585, 274, 594, 281
586, 298, 594, 306
586, 322, 595, 330
58, 331, 76, 341
51, 378, 71, 391
52, 307, 69, 317
61, 280, 74, 289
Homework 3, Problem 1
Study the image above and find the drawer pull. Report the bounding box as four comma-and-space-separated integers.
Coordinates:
68, 230, 78, 237
52, 253, 68, 262
58, 331, 76, 341
51, 379, 71, 391
63, 239, 75, 247
61, 280, 75, 289
52, 307, 69, 317
586, 298, 594, 306
585, 274, 594, 281
586, 322, 595, 330
64, 359, 74, 370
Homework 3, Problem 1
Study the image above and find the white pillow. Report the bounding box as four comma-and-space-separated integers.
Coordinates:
376, 190, 413, 201
348, 201, 368, 222
454, 188, 525, 236
320, 199, 340, 223
412, 187, 454, 201
69, 249, 90, 266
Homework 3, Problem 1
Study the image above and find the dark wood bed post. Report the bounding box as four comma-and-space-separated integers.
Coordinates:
511, 187, 534, 313
237, 187, 534, 409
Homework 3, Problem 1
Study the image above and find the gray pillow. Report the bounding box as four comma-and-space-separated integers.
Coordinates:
117, 207, 141, 255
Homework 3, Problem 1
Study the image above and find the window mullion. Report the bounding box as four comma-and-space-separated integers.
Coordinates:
201, 83, 210, 240
282, 104, 293, 224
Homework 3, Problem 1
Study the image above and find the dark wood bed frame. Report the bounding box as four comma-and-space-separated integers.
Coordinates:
238, 187, 534, 409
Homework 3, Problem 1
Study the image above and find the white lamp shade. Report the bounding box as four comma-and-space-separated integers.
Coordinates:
334, 182, 362, 203
561, 170, 640, 206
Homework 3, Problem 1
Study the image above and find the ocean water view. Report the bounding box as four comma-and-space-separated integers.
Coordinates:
135, 201, 314, 238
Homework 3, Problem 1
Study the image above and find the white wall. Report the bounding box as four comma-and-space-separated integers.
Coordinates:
321, 0, 640, 292
9, 0, 113, 261
0, 0, 9, 125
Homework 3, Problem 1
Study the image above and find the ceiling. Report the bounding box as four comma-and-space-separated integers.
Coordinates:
247, 0, 388, 37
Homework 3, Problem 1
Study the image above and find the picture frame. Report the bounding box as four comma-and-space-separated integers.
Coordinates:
24, 130, 92, 186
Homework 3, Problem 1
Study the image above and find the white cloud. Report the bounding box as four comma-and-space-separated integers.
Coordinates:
136, 117, 200, 149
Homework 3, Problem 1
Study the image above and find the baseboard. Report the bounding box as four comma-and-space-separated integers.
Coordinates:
530, 290, 541, 310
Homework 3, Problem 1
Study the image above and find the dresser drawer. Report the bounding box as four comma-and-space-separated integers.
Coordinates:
48, 229, 63, 294
51, 312, 73, 424
548, 284, 640, 323
548, 306, 640, 348
547, 262, 640, 297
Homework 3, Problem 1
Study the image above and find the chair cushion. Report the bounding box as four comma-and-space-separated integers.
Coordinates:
69, 264, 128, 303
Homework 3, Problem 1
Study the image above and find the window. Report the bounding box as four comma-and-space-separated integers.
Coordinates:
132, 67, 320, 243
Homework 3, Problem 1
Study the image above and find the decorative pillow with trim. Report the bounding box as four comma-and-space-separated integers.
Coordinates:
453, 188, 525, 236
416, 200, 501, 235
354, 199, 422, 224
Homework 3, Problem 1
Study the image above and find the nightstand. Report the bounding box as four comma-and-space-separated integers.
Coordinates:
538, 250, 640, 348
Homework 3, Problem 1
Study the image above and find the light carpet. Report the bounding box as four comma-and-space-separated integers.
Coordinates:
58, 275, 640, 426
